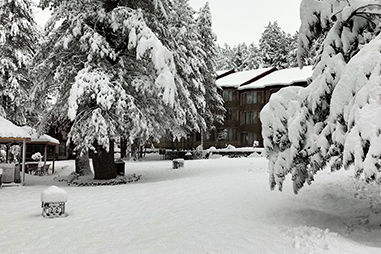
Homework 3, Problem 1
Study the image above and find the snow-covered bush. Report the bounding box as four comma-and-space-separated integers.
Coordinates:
261, 0, 381, 194
31, 152, 42, 161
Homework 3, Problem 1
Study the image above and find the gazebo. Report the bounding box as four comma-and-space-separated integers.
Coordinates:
0, 116, 31, 186
22, 126, 60, 174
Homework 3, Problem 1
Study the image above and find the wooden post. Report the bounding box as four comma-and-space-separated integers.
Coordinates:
52, 145, 56, 174
43, 144, 47, 174
21, 140, 26, 186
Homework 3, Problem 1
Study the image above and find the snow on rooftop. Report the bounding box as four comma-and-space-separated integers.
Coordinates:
216, 67, 273, 88
239, 66, 313, 90
22, 126, 60, 145
0, 116, 31, 140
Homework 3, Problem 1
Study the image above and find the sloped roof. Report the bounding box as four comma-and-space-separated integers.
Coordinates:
22, 126, 60, 145
238, 66, 313, 90
0, 116, 31, 141
216, 67, 274, 88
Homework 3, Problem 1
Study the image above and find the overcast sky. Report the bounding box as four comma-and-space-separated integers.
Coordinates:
33, 0, 302, 46
189, 0, 302, 46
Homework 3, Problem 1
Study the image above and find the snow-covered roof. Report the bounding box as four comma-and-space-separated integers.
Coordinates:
216, 67, 274, 88
22, 126, 60, 145
0, 116, 31, 140
238, 66, 313, 90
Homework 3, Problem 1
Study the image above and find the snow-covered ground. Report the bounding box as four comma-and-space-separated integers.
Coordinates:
1, 154, 381, 253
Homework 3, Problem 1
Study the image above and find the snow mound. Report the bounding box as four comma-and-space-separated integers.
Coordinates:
281, 226, 334, 252
41, 186, 68, 203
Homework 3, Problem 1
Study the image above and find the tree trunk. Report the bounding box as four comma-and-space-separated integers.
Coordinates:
75, 149, 92, 176
92, 140, 116, 179
120, 137, 127, 158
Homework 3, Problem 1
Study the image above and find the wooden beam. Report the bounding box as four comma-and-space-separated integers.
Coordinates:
44, 145, 47, 174
21, 140, 26, 186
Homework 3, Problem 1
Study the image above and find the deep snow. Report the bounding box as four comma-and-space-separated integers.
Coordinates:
1, 155, 381, 253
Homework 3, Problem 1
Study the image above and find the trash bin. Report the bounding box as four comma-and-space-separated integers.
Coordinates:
184, 152, 192, 160
115, 159, 125, 176
172, 159, 185, 169
14, 164, 20, 183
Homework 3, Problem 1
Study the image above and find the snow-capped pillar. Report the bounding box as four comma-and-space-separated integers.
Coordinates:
41, 186, 68, 218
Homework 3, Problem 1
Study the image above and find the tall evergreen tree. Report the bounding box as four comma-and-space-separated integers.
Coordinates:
0, 0, 41, 125
33, 0, 222, 179
216, 43, 235, 71
259, 21, 297, 69
196, 2, 224, 146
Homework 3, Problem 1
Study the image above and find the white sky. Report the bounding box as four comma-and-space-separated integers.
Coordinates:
33, 0, 303, 46
189, 0, 302, 46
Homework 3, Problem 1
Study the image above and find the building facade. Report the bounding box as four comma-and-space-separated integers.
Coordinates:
151, 66, 313, 150
214, 66, 313, 148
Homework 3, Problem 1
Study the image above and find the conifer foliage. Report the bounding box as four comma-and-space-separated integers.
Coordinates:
33, 0, 222, 179
0, 0, 40, 125
259, 21, 296, 69
261, 0, 381, 194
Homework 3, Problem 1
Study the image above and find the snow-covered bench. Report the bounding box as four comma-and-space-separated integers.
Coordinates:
41, 186, 68, 218
26, 162, 50, 175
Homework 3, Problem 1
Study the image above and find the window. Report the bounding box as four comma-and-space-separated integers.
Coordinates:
243, 91, 264, 104
245, 111, 252, 124
257, 91, 264, 104
225, 109, 233, 121
223, 90, 233, 102
246, 92, 253, 104
247, 133, 260, 146
241, 111, 259, 125
240, 93, 246, 105
252, 111, 258, 124
227, 128, 237, 141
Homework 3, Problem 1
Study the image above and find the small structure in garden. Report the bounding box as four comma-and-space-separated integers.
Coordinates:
0, 116, 31, 186
41, 186, 68, 218
22, 126, 59, 175
172, 158, 185, 169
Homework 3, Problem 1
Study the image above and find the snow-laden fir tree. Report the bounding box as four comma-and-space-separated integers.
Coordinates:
261, 0, 381, 194
215, 42, 262, 71
215, 43, 235, 71
0, 0, 41, 125
259, 21, 298, 69
195, 2, 224, 147
33, 0, 222, 179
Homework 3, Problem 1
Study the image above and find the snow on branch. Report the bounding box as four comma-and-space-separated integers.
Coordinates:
265, 0, 381, 194
111, 7, 177, 107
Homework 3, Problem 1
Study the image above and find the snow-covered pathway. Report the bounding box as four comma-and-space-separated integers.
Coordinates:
0, 156, 380, 253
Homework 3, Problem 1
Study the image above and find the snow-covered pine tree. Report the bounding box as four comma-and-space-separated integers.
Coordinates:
242, 42, 262, 70
215, 42, 262, 72
261, 0, 381, 194
33, 0, 222, 179
145, 0, 223, 142
195, 2, 224, 137
216, 43, 235, 71
0, 0, 41, 125
259, 21, 297, 69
